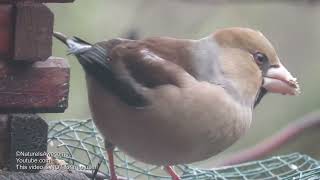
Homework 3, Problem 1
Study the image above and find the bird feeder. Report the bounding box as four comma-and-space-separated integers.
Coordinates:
0, 0, 75, 177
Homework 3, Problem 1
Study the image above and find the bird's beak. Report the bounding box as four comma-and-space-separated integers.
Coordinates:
262, 63, 300, 95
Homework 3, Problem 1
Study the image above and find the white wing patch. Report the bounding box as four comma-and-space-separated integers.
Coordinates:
257, 31, 265, 37
140, 49, 164, 61
67, 39, 91, 54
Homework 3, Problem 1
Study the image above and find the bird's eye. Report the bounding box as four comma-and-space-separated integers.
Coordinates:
253, 52, 267, 65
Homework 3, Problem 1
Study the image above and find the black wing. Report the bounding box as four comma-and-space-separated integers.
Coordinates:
73, 42, 149, 107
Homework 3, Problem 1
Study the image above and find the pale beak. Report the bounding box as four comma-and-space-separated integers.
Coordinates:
263, 63, 300, 95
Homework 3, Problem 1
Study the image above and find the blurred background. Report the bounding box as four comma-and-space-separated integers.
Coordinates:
46, 0, 320, 168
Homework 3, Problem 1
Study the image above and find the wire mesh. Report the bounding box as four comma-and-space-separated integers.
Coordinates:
47, 119, 320, 179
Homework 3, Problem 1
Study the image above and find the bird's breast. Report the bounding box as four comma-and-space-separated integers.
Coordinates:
86, 77, 252, 165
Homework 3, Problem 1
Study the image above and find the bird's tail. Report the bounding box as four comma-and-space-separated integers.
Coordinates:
53, 31, 92, 54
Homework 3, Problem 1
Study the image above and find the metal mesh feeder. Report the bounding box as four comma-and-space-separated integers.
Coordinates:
47, 119, 320, 179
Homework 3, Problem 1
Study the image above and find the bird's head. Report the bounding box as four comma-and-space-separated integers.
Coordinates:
213, 27, 300, 106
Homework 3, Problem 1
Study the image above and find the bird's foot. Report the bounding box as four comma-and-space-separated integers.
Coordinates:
110, 175, 129, 180
171, 174, 181, 180
110, 175, 117, 180
171, 176, 181, 180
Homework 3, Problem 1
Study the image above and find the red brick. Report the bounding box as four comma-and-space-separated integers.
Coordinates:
13, 3, 53, 62
0, 0, 74, 3
0, 5, 13, 59
0, 57, 70, 113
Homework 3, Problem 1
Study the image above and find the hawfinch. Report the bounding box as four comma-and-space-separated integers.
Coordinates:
54, 28, 300, 180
